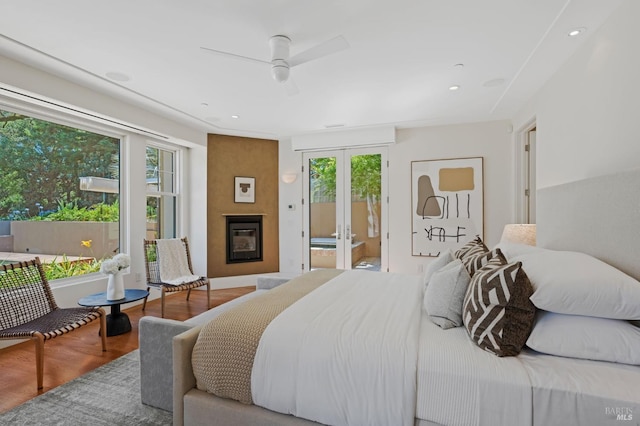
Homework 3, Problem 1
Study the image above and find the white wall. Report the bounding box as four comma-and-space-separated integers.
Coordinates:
513, 0, 639, 189
279, 120, 514, 275
184, 144, 209, 275
389, 121, 514, 273
278, 139, 304, 274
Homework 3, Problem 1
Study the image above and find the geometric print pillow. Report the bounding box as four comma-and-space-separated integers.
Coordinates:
462, 257, 536, 357
454, 235, 489, 261
462, 248, 506, 277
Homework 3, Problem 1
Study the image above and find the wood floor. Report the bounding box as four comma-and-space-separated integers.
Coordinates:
0, 286, 255, 414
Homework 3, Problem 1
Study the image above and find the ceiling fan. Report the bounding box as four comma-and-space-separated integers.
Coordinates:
201, 35, 349, 92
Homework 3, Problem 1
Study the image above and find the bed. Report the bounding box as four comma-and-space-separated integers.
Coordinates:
173, 168, 640, 426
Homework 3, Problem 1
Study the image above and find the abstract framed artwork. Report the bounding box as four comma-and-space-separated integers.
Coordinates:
234, 176, 255, 203
411, 157, 483, 256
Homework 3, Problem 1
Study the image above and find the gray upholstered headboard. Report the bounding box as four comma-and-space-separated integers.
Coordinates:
537, 168, 640, 281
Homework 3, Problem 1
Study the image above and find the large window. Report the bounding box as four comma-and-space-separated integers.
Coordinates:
146, 145, 177, 239
0, 108, 120, 281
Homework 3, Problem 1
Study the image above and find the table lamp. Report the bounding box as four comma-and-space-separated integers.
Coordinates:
500, 224, 536, 246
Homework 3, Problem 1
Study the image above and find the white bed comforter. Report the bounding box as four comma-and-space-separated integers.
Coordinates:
251, 269, 423, 426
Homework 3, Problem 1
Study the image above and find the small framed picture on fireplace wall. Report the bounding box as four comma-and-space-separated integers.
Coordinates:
234, 176, 255, 203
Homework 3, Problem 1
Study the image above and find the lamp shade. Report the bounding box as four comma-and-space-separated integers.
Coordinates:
500, 224, 536, 246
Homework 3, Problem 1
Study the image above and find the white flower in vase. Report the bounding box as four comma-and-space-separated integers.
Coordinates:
100, 253, 131, 275
101, 253, 130, 301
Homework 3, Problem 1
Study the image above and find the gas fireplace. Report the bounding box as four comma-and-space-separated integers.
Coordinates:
226, 215, 263, 264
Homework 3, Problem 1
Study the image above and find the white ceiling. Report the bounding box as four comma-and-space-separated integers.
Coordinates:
0, 0, 624, 140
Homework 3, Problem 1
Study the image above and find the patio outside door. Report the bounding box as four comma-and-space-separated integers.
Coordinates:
303, 147, 387, 272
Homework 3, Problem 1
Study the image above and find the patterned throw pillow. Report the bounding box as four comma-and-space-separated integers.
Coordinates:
462, 248, 506, 277
454, 236, 488, 260
462, 257, 536, 357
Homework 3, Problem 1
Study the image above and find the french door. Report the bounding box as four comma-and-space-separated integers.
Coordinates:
302, 147, 388, 272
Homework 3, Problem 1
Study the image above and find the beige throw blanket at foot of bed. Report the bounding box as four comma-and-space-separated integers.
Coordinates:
191, 269, 344, 404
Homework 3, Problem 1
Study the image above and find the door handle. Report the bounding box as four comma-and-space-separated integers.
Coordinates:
346, 225, 351, 240
334, 225, 342, 240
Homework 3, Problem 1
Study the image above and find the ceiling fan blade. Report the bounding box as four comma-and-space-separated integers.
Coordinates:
288, 35, 349, 68
200, 46, 270, 66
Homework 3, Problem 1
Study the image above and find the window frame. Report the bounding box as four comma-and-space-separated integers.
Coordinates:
146, 141, 182, 240
0, 95, 127, 287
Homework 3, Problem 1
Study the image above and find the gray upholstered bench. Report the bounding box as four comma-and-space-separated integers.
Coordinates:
139, 290, 266, 412
140, 274, 299, 412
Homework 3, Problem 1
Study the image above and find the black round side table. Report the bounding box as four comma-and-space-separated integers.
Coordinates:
78, 289, 149, 336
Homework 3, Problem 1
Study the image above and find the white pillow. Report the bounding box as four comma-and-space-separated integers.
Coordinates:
526, 311, 640, 365
513, 250, 640, 319
422, 249, 454, 288
493, 241, 545, 261
424, 258, 471, 329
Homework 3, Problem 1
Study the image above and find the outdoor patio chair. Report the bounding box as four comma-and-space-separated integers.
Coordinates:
142, 237, 210, 318
0, 257, 107, 390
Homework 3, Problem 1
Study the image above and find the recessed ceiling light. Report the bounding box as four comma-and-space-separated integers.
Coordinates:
201, 102, 209, 107
449, 85, 460, 91
105, 71, 131, 82
453, 63, 464, 69
231, 115, 239, 119
568, 27, 586, 37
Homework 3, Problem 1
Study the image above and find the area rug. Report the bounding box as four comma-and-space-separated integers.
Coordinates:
0, 350, 172, 425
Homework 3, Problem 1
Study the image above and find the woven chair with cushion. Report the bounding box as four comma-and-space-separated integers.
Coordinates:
0, 257, 107, 390
142, 237, 210, 318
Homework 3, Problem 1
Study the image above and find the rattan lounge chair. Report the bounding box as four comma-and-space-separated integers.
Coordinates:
142, 237, 210, 318
0, 257, 107, 390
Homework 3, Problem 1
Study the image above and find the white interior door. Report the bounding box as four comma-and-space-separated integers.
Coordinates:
303, 147, 387, 271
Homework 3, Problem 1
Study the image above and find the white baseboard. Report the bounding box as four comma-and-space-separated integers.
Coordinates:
208, 274, 257, 290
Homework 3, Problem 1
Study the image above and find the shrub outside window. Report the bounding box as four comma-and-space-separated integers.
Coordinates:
0, 108, 120, 281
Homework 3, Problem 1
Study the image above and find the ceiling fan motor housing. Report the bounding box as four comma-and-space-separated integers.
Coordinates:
270, 35, 291, 82
271, 60, 290, 83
